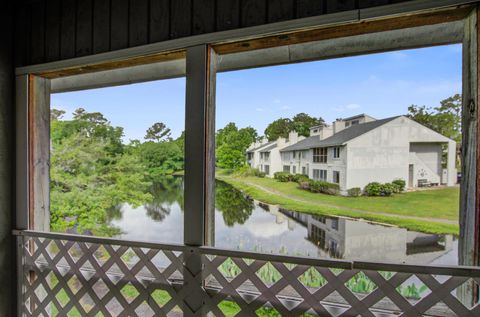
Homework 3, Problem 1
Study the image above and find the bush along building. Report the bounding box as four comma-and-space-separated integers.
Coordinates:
247, 114, 457, 195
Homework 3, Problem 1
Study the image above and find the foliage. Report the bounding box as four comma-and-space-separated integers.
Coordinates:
292, 174, 309, 183
273, 172, 293, 182
407, 94, 461, 144
216, 122, 257, 169
134, 139, 184, 177
307, 180, 340, 195
51, 109, 152, 236
292, 113, 325, 137
348, 187, 362, 197
392, 179, 406, 193
144, 122, 172, 142
264, 113, 325, 141
215, 181, 254, 227
364, 182, 397, 197
233, 166, 265, 178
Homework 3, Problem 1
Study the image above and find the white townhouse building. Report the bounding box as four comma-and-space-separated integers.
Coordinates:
248, 114, 457, 194
246, 132, 305, 177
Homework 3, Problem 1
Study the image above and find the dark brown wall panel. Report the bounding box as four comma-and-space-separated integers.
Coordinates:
60, 0, 76, 60
76, 0, 93, 57
30, 1, 45, 64
325, 0, 355, 13
111, 0, 129, 50
15, 0, 421, 66
268, 0, 295, 23
360, 0, 390, 8
171, 0, 192, 38
150, 0, 170, 42
193, 0, 215, 35
216, 0, 240, 31
296, 0, 324, 18
93, 0, 110, 54
45, 0, 60, 62
241, 0, 267, 27
129, 0, 149, 46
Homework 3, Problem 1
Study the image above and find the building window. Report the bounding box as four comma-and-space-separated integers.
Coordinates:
313, 147, 327, 163
351, 120, 360, 125
333, 147, 340, 159
264, 152, 270, 160
292, 166, 296, 174
313, 169, 327, 181
264, 165, 270, 175
293, 151, 296, 159
283, 165, 291, 173
331, 218, 339, 230
333, 171, 340, 184
345, 122, 350, 128
302, 167, 306, 175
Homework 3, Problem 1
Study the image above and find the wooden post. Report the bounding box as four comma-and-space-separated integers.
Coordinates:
28, 75, 50, 232
184, 45, 216, 316
459, 5, 479, 307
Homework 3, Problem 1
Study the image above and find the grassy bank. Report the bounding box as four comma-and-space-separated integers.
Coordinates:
218, 176, 459, 235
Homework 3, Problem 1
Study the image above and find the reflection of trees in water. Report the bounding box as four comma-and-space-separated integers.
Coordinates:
215, 181, 254, 227
145, 176, 184, 222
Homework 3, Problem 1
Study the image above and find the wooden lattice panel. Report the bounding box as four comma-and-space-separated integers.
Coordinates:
17, 232, 480, 317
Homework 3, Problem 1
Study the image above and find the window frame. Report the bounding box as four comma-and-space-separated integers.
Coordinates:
313, 147, 328, 163
333, 147, 341, 159
15, 4, 480, 273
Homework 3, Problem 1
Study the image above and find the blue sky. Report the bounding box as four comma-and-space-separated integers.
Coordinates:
51, 44, 461, 142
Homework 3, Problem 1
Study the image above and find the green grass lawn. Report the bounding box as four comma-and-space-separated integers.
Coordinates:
218, 176, 459, 235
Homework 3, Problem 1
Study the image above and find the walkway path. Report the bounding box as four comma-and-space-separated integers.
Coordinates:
237, 179, 458, 226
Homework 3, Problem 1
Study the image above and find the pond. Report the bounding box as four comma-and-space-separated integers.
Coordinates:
109, 176, 457, 265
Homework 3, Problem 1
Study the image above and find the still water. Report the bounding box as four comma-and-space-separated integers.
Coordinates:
110, 177, 457, 265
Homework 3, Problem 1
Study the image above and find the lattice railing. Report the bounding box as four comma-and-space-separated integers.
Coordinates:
15, 230, 480, 317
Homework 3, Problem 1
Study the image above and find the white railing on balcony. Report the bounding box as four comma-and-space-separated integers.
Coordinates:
14, 230, 479, 317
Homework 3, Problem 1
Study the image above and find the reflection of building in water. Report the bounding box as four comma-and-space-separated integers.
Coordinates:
280, 209, 453, 264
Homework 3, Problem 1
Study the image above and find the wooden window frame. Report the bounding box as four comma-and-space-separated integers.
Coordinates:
313, 147, 328, 163
14, 4, 480, 289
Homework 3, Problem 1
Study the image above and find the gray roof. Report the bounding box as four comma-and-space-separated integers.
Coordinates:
280, 116, 399, 152
247, 141, 275, 153
259, 143, 277, 153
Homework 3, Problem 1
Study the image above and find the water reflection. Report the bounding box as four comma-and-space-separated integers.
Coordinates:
110, 177, 457, 265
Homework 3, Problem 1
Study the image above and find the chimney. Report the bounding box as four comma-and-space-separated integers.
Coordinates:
288, 131, 299, 144
333, 119, 346, 134
310, 124, 333, 140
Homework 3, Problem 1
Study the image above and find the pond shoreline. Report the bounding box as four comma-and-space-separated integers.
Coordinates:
217, 176, 459, 236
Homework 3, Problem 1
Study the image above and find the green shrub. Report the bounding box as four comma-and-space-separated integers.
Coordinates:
392, 179, 406, 192
348, 187, 362, 197
233, 166, 265, 178
364, 182, 394, 196
381, 183, 396, 196
308, 180, 340, 195
292, 174, 309, 183
364, 182, 382, 196
274, 172, 292, 182
298, 181, 310, 190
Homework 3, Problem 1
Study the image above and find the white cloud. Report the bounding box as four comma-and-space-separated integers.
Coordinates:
346, 103, 361, 110
281, 105, 291, 110
255, 107, 264, 112
332, 103, 361, 113
273, 99, 281, 104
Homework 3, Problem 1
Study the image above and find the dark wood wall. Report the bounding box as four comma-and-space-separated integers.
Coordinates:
15, 0, 415, 67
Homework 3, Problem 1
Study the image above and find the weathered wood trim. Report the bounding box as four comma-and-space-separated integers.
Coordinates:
459, 6, 479, 306
15, 75, 29, 230
213, 6, 471, 55
28, 76, 50, 232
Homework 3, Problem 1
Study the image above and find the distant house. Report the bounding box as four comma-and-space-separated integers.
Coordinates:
248, 114, 456, 194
